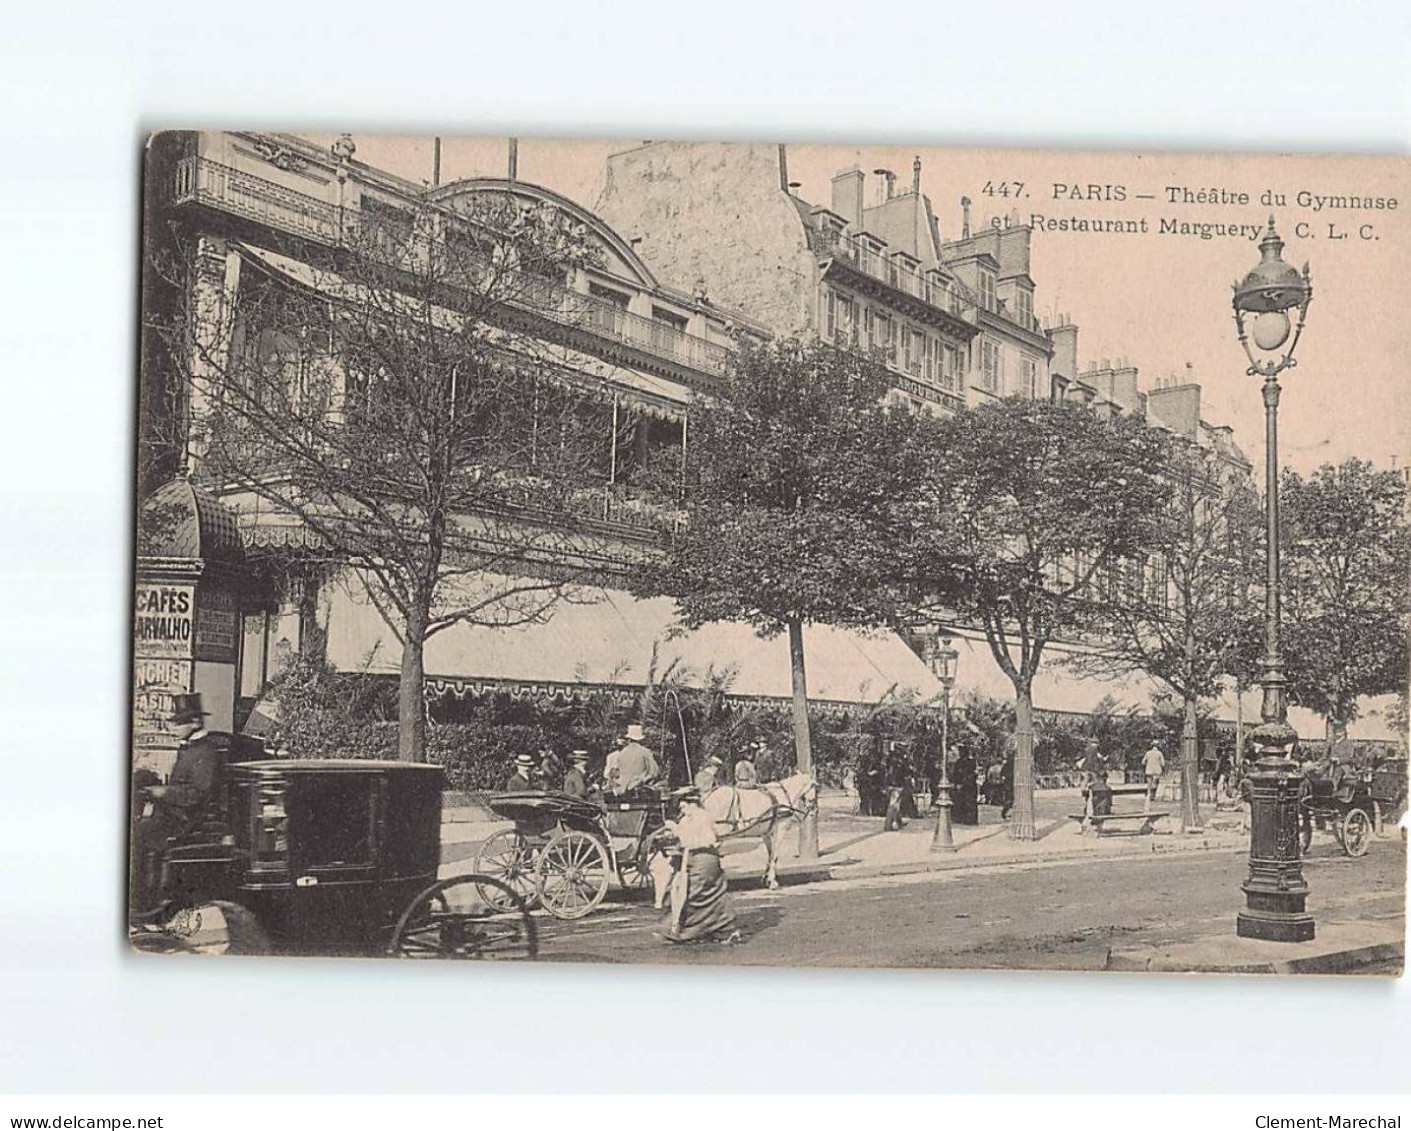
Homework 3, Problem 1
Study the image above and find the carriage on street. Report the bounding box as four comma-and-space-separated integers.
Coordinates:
474, 790, 681, 920
1297, 760, 1406, 858
130, 751, 538, 960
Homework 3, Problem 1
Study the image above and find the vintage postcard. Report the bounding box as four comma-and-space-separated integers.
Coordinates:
130, 131, 1407, 972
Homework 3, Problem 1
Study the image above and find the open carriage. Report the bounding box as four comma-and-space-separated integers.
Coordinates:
130, 753, 537, 959
474, 791, 679, 920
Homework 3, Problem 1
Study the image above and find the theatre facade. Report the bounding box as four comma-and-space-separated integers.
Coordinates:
133, 130, 952, 775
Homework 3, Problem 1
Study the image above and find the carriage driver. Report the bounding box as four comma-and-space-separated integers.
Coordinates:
605, 724, 659, 797
130, 693, 224, 913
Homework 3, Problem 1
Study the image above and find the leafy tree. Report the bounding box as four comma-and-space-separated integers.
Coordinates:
906, 398, 1173, 839
633, 338, 927, 857
1278, 459, 1411, 738
1067, 440, 1262, 828
154, 191, 610, 760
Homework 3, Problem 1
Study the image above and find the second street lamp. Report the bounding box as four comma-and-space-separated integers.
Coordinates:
1231, 217, 1316, 943
928, 633, 959, 853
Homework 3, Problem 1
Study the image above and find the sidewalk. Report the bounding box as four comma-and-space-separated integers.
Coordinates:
1105, 919, 1405, 974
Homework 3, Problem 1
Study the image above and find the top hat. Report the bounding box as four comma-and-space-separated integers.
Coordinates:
514, 752, 537, 768
625, 724, 645, 741
170, 692, 208, 725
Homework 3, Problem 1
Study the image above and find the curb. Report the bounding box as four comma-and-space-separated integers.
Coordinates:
1105, 939, 1404, 975
811, 833, 1248, 883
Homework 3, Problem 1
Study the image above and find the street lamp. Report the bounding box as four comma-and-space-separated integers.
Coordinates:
927, 632, 959, 853
1232, 217, 1315, 943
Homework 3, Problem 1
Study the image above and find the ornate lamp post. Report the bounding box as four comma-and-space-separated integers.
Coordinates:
1231, 217, 1315, 942
927, 633, 959, 853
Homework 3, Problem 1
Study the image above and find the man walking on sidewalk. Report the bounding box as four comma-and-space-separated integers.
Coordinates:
1142, 741, 1166, 814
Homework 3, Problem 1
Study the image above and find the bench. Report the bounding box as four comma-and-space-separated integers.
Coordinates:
1068, 810, 1170, 836
1070, 781, 1167, 836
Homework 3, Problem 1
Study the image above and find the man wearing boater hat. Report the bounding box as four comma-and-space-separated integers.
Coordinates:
504, 751, 540, 792
694, 753, 724, 794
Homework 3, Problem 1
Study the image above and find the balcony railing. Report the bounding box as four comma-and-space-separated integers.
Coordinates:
174, 157, 342, 244
561, 290, 730, 378
172, 155, 731, 381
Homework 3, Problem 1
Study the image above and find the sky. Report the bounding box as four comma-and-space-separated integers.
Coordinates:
302, 132, 1410, 478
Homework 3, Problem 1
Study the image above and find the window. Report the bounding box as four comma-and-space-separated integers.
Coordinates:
838, 295, 854, 342
587, 283, 630, 336
978, 270, 997, 312
980, 338, 1001, 392
943, 345, 962, 391
650, 306, 688, 354
824, 290, 836, 340
1016, 287, 1034, 327
1021, 355, 1039, 399
905, 329, 924, 375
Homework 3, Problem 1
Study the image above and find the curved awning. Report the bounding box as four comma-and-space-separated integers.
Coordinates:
323, 571, 943, 713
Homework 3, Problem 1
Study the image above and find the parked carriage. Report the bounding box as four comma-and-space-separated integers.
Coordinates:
1299, 769, 1380, 858
474, 790, 680, 920
130, 754, 537, 959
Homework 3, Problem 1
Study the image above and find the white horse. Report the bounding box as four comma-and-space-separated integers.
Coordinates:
648, 772, 818, 906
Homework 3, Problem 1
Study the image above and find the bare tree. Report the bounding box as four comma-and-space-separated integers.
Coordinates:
154, 191, 619, 759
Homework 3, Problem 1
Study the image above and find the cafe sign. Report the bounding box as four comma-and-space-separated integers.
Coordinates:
134, 583, 195, 660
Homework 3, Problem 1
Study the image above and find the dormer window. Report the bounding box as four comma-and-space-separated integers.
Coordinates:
979, 270, 996, 313
1016, 287, 1034, 327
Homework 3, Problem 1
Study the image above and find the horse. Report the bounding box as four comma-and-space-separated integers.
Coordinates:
647, 772, 819, 907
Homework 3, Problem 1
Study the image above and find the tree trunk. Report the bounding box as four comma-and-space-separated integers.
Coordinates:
1011, 684, 1037, 840
1181, 693, 1203, 832
398, 609, 428, 762
787, 616, 819, 860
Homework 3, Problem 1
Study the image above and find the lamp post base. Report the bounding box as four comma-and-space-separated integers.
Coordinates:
931, 788, 956, 853
1236, 721, 1314, 943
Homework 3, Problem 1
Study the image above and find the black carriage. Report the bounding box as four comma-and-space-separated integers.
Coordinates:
130, 754, 536, 959
474, 791, 677, 920
1298, 768, 1381, 858
1366, 759, 1408, 836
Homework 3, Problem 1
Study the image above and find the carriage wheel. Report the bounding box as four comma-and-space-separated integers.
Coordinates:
1339, 808, 1371, 858
389, 875, 537, 960
536, 830, 610, 920
475, 830, 540, 912
617, 829, 669, 893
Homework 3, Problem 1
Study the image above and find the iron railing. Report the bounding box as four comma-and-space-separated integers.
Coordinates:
172, 156, 732, 380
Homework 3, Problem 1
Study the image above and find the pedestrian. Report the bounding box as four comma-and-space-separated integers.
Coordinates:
1142, 740, 1166, 813
883, 741, 907, 831
734, 741, 761, 789
694, 753, 723, 794
1081, 740, 1111, 829
562, 750, 589, 798
660, 788, 740, 945
504, 751, 538, 792
951, 745, 979, 826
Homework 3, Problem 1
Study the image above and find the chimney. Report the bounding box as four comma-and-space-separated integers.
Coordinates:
961, 196, 972, 238
873, 168, 896, 202
831, 166, 865, 230
507, 137, 518, 181
777, 143, 789, 193
912, 155, 922, 195
1048, 319, 1079, 381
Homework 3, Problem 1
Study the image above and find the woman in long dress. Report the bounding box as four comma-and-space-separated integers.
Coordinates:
662, 790, 739, 944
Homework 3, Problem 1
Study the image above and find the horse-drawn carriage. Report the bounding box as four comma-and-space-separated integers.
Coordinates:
475, 773, 820, 920
1297, 763, 1403, 858
474, 791, 679, 920
130, 753, 537, 959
